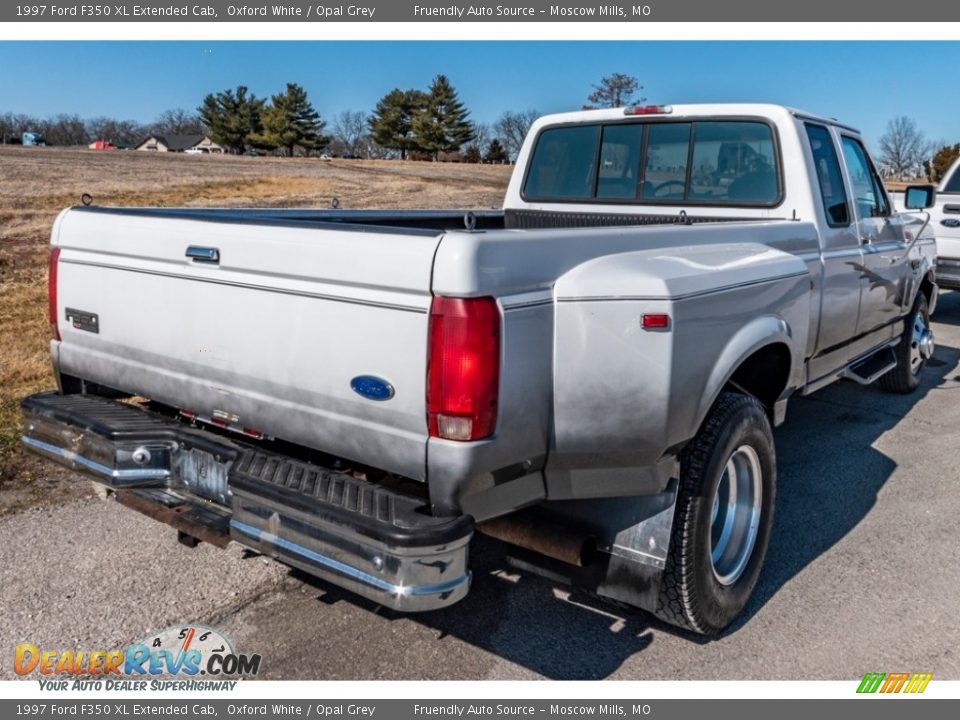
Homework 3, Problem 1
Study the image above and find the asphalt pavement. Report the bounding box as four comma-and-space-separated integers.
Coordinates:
2, 293, 959, 681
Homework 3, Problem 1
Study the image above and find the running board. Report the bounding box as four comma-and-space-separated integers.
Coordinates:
841, 347, 897, 385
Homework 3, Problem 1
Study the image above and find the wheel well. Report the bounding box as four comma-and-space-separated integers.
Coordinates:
724, 343, 792, 411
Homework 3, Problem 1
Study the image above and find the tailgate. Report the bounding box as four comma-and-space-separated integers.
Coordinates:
52, 207, 441, 481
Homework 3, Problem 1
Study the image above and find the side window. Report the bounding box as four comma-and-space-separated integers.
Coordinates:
805, 124, 849, 226
523, 124, 599, 200
641, 123, 691, 200
841, 136, 890, 219
596, 124, 644, 199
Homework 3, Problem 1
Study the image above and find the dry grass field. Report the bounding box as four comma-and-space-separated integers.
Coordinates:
0, 146, 511, 512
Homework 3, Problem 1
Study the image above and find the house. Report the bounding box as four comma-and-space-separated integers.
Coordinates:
135, 134, 224, 154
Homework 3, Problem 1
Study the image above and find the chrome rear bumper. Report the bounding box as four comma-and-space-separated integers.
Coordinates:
21, 392, 472, 612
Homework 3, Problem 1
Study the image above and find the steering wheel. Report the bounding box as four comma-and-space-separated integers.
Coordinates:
652, 180, 686, 198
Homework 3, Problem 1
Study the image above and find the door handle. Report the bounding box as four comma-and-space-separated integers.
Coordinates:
186, 246, 219, 263
860, 235, 872, 245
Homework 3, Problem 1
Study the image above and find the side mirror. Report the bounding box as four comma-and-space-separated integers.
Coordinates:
904, 184, 936, 210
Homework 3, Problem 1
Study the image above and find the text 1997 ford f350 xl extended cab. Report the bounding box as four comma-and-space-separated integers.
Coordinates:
22, 104, 938, 635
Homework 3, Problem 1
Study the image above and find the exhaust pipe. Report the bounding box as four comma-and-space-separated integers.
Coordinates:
476, 511, 597, 567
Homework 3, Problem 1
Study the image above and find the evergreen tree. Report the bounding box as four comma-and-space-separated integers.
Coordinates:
588, 73, 644, 108
484, 138, 507, 164
198, 85, 263, 154
463, 144, 482, 164
368, 89, 427, 159
923, 143, 960, 182
412, 75, 475, 160
253, 83, 330, 157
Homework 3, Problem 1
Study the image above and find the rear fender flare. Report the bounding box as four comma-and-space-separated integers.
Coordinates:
694, 315, 802, 429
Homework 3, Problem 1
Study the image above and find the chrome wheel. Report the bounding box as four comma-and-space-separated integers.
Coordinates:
910, 311, 934, 376
710, 444, 763, 586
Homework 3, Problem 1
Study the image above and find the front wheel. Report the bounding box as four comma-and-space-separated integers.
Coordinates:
654, 392, 776, 635
879, 293, 933, 394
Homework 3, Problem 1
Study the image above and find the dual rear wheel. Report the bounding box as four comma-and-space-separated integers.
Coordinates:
654, 292, 931, 634
655, 392, 775, 635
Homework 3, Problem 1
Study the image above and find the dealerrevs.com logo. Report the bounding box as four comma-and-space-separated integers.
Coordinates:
14, 625, 260, 691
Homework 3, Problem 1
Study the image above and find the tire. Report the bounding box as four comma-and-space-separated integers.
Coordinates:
654, 392, 776, 635
878, 293, 932, 394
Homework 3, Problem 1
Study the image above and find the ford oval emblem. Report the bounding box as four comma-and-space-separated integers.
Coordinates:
350, 375, 395, 402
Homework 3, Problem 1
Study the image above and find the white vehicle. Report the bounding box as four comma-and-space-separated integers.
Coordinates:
894, 156, 960, 290
23, 104, 937, 635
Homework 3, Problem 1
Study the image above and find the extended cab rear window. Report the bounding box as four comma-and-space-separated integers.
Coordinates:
522, 119, 781, 207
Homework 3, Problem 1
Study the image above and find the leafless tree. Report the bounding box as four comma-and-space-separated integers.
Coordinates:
471, 122, 492, 151
494, 110, 539, 161
152, 108, 206, 136
332, 110, 369, 157
356, 135, 389, 159
0, 112, 36, 143
38, 114, 88, 146
461, 122, 493, 163
878, 116, 931, 179
588, 73, 644, 108
86, 117, 148, 145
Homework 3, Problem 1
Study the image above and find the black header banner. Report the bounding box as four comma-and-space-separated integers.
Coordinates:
4, 1, 959, 22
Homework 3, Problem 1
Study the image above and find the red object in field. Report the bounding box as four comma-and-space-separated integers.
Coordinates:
427, 296, 501, 442
49, 247, 61, 341
89, 139, 117, 151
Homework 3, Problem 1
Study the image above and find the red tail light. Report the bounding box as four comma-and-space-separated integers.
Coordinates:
427, 296, 500, 441
48, 247, 61, 341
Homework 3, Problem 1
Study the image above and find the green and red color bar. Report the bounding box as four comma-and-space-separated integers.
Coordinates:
857, 672, 933, 694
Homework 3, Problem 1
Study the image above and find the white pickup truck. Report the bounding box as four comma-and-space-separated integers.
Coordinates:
894, 155, 960, 291
22, 104, 938, 635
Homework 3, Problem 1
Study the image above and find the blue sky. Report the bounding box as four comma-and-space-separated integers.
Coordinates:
1, 41, 958, 148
